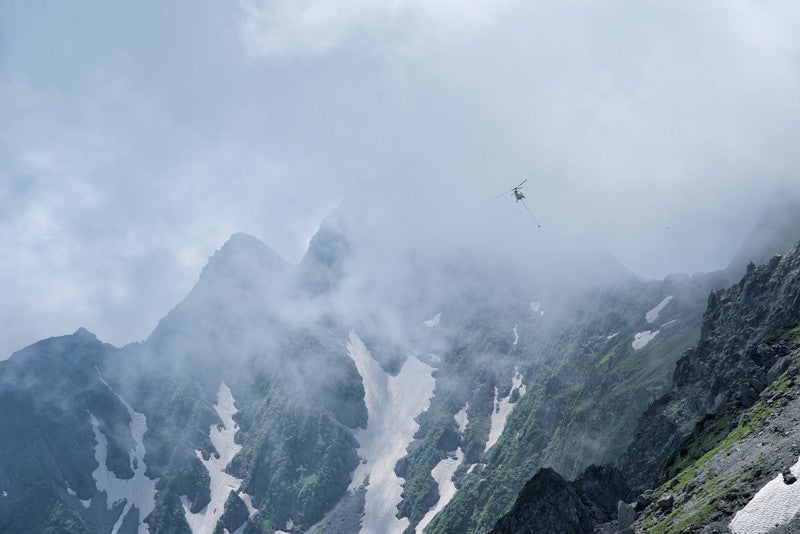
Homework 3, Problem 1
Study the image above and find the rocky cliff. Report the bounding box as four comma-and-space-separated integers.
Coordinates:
492, 240, 800, 533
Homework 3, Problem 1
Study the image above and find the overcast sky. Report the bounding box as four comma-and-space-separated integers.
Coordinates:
2, 0, 800, 357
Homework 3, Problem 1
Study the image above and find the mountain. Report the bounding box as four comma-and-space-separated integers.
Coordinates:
2, 205, 800, 534
491, 241, 800, 532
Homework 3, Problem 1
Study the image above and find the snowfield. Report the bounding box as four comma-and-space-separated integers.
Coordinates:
485, 370, 526, 453
646, 296, 673, 323
182, 382, 257, 534
347, 331, 436, 534
90, 409, 157, 534
416, 403, 470, 532
91, 377, 158, 534
729, 456, 800, 533
632, 330, 659, 350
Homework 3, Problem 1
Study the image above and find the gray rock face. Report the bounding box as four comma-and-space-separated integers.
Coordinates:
616, 500, 636, 529
621, 241, 800, 491
492, 238, 800, 534
490, 465, 630, 534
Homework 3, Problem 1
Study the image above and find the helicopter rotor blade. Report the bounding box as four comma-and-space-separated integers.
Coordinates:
515, 178, 528, 189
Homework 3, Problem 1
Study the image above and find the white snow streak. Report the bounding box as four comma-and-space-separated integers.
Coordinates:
417, 403, 470, 532
90, 408, 157, 534
730, 457, 800, 533
632, 330, 659, 350
424, 313, 442, 327
65, 482, 92, 508
416, 451, 463, 532
646, 296, 673, 323
182, 382, 257, 534
512, 325, 519, 346
607, 332, 619, 340
485, 371, 526, 453
530, 302, 545, 316
347, 331, 436, 534
90, 375, 158, 534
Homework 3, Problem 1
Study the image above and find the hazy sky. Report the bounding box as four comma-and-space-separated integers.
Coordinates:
2, 0, 800, 357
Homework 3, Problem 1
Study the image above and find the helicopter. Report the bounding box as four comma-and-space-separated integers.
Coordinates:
497, 179, 541, 228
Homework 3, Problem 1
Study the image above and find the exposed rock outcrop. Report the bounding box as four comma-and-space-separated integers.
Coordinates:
622, 241, 800, 491
490, 465, 629, 534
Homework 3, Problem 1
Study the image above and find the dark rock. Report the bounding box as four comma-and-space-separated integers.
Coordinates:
490, 466, 630, 534
701, 521, 732, 534
219, 491, 249, 533
634, 491, 654, 511
616, 501, 636, 530
657, 494, 674, 512
783, 468, 797, 485
768, 356, 793, 385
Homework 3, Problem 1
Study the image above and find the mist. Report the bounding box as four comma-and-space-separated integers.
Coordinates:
2, 0, 800, 357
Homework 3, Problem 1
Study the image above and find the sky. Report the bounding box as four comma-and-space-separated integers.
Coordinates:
1, 0, 800, 357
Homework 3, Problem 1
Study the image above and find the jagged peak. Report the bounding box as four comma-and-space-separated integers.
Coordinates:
301, 211, 350, 268
220, 232, 283, 260
299, 211, 351, 294
72, 327, 98, 341
199, 232, 287, 282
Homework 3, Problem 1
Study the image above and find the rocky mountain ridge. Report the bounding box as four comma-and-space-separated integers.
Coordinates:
2, 204, 799, 534
492, 239, 800, 533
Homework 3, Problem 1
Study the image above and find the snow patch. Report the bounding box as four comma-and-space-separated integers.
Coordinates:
65, 481, 91, 507
424, 313, 441, 327
485, 370, 526, 453
1, 490, 7, 497
90, 409, 157, 534
632, 330, 659, 350
90, 377, 158, 534
512, 325, 519, 346
416, 450, 463, 532
646, 296, 673, 323
730, 456, 800, 533
530, 302, 545, 316
607, 332, 619, 340
347, 331, 436, 534
182, 382, 257, 534
417, 403, 470, 532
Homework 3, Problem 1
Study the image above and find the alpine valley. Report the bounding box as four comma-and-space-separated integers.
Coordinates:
2, 201, 800, 534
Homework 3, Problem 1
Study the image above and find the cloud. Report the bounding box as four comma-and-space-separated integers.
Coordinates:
237, 0, 503, 59
1, 0, 800, 357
